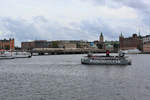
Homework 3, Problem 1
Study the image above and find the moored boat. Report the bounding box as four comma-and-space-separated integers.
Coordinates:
0, 56, 14, 59
121, 49, 141, 54
0, 50, 15, 59
12, 52, 32, 58
0, 50, 32, 59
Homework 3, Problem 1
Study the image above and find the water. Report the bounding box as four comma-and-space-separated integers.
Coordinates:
0, 54, 150, 100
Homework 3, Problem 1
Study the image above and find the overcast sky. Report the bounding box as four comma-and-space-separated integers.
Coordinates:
0, 0, 150, 46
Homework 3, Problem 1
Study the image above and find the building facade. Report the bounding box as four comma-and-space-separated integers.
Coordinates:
58, 42, 77, 49
22, 40, 79, 50
21, 40, 49, 50
0, 38, 15, 50
95, 32, 105, 49
119, 34, 142, 50
142, 35, 150, 44
142, 35, 150, 53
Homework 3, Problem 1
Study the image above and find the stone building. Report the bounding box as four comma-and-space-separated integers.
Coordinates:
143, 35, 150, 44
143, 43, 150, 53
56, 40, 89, 49
57, 41, 77, 49
22, 40, 78, 50
21, 40, 49, 50
0, 38, 15, 50
119, 33, 142, 50
142, 35, 150, 53
76, 41, 90, 48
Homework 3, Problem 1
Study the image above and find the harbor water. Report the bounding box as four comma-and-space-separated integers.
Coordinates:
0, 54, 150, 100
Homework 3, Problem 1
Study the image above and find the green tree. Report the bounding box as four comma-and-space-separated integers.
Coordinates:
52, 41, 58, 48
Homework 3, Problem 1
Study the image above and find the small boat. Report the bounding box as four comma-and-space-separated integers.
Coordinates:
0, 55, 14, 60
12, 52, 32, 58
81, 51, 131, 65
121, 49, 141, 54
0, 51, 15, 59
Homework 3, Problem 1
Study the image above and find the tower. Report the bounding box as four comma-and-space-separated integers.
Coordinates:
99, 32, 104, 42
9, 38, 15, 50
119, 32, 124, 40
119, 32, 124, 50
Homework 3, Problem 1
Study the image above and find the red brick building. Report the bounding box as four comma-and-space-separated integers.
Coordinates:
0, 38, 15, 50
119, 34, 142, 50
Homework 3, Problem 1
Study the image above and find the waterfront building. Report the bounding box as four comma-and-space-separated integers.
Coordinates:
0, 38, 15, 50
119, 33, 142, 50
21, 40, 49, 50
143, 43, 150, 53
142, 35, 150, 53
21, 40, 86, 50
104, 41, 119, 52
54, 40, 90, 49
57, 41, 77, 49
95, 32, 105, 49
142, 35, 150, 44
21, 42, 34, 50
89, 42, 97, 48
76, 41, 90, 48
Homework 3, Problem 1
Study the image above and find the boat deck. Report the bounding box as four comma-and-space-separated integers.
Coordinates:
81, 55, 131, 65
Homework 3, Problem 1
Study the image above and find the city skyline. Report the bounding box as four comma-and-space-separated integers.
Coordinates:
0, 0, 150, 46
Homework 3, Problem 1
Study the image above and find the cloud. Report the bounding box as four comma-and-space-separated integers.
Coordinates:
0, 0, 150, 47
0, 16, 121, 46
113, 0, 150, 31
85, 0, 150, 24
82, 0, 147, 9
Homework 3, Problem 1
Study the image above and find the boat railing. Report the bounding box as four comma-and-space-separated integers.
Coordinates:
83, 56, 128, 60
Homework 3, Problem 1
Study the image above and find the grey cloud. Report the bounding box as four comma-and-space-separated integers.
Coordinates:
81, 0, 106, 6
0, 16, 120, 46
79, 19, 115, 39
81, 0, 150, 30
115, 0, 150, 26
0, 17, 41, 41
82, 0, 147, 9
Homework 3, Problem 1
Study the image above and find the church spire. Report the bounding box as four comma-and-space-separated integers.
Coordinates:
120, 32, 123, 37
99, 32, 104, 42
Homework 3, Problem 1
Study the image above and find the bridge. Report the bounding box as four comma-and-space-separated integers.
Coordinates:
30, 48, 107, 55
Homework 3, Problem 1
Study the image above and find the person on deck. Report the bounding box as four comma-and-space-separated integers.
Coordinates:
106, 50, 110, 57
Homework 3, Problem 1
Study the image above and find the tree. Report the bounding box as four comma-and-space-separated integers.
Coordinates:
52, 41, 58, 48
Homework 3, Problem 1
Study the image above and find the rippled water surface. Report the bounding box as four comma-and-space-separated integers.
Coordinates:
0, 54, 150, 100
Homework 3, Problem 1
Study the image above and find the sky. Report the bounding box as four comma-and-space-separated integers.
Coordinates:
0, 0, 150, 46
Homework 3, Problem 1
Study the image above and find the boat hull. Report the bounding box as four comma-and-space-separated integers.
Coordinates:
14, 55, 32, 58
0, 56, 15, 59
12, 52, 32, 58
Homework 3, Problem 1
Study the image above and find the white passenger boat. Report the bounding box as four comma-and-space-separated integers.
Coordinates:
0, 51, 14, 59
121, 49, 141, 54
81, 51, 131, 65
12, 52, 32, 58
